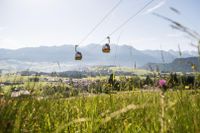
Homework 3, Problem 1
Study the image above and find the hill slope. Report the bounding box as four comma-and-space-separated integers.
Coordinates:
142, 57, 200, 72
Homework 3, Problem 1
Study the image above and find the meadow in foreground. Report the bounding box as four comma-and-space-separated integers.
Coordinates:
1, 90, 200, 133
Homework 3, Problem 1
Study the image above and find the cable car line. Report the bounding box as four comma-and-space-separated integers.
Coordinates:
77, 0, 124, 46
99, 0, 155, 44
74, 0, 124, 60
74, 0, 155, 59
114, 30, 123, 66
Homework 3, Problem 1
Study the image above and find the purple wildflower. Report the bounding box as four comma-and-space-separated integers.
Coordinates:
159, 79, 166, 88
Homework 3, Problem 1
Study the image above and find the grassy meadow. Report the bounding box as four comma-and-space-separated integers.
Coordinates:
1, 90, 200, 133
0, 71, 200, 132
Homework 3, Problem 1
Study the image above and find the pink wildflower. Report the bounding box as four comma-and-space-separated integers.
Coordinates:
159, 79, 166, 88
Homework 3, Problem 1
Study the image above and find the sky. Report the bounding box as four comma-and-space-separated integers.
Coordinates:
0, 0, 199, 51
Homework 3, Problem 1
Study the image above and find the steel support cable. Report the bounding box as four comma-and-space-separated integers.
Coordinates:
99, 0, 156, 44
77, 0, 124, 46
114, 31, 123, 66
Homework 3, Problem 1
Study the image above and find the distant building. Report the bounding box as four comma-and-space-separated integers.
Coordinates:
11, 89, 30, 98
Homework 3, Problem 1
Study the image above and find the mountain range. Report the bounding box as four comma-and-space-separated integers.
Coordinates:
142, 57, 200, 72
0, 44, 198, 72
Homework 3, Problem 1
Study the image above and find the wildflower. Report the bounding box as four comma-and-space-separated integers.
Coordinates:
159, 79, 166, 88
159, 79, 167, 93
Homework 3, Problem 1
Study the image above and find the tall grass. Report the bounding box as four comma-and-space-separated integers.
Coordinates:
1, 90, 200, 132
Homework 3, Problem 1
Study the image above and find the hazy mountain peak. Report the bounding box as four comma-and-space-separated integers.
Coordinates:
0, 44, 197, 72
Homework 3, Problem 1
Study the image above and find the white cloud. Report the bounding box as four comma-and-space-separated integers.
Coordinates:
145, 0, 167, 14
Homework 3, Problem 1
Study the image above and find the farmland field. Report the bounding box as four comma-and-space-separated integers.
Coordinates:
1, 90, 200, 133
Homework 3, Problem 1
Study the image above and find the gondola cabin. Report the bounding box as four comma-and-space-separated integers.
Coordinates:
102, 44, 110, 53
75, 52, 82, 60
102, 36, 111, 53
74, 45, 82, 60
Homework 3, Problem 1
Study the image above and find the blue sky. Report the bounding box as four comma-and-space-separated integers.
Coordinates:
0, 0, 199, 51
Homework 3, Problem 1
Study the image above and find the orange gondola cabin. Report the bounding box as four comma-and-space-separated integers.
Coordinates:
102, 36, 111, 53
